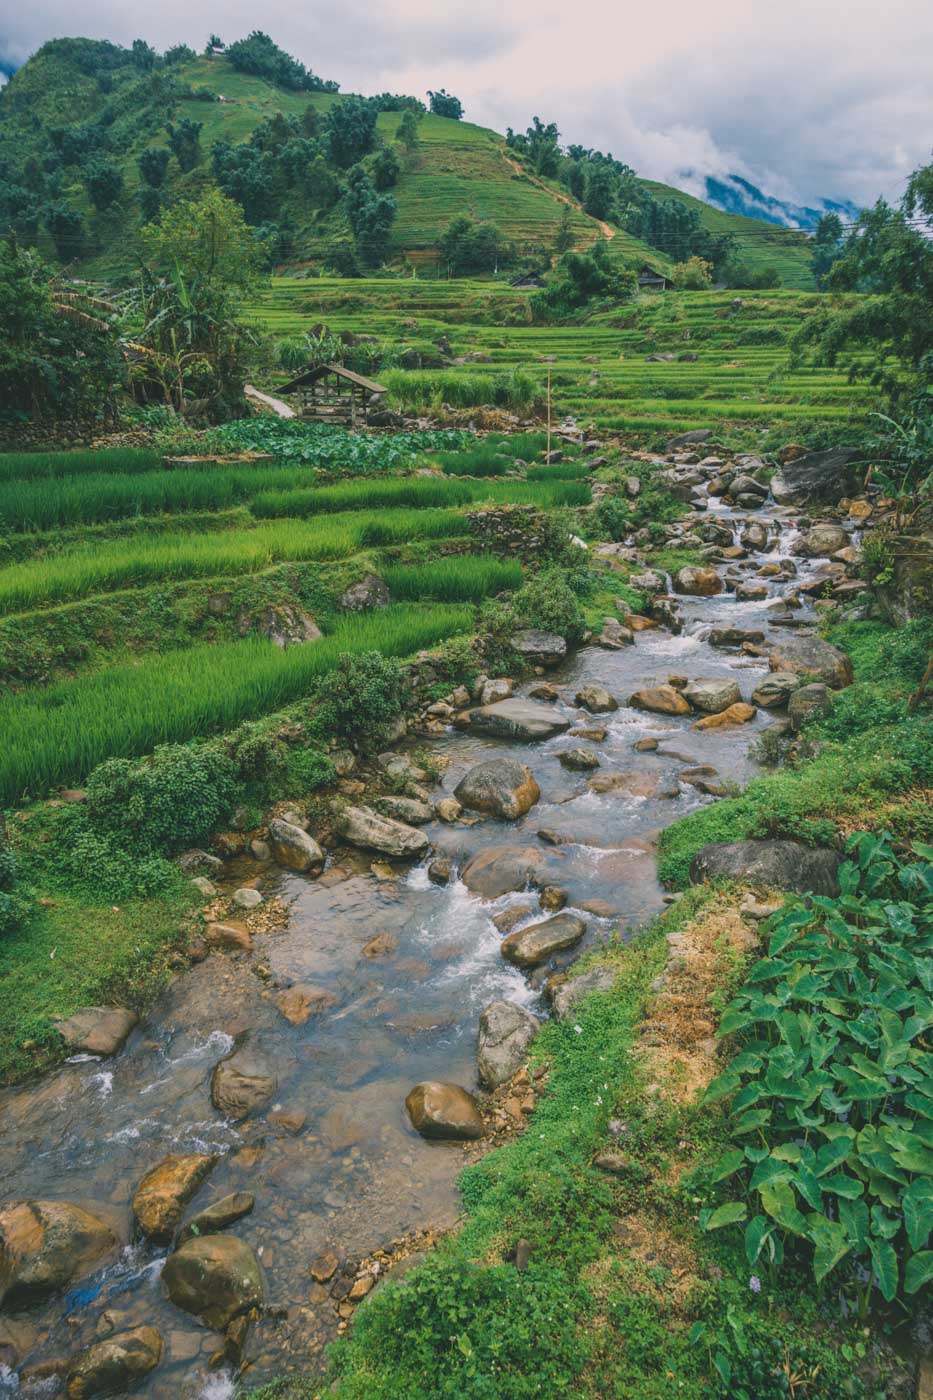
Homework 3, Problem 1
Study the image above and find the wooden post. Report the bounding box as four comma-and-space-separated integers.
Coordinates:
546, 366, 552, 460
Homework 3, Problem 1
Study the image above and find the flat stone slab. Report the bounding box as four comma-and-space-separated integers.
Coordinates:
500, 913, 586, 968
469, 698, 571, 742
53, 1007, 138, 1058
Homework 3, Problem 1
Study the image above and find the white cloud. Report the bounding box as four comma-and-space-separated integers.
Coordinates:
3, 0, 931, 205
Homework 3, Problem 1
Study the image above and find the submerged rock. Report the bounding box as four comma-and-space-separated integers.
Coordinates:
162, 1234, 262, 1330
500, 913, 586, 968
469, 698, 570, 742
66, 1325, 162, 1399
477, 1001, 540, 1088
275, 983, 336, 1025
336, 804, 431, 858
132, 1154, 217, 1244
405, 1082, 484, 1140
689, 839, 842, 895
461, 845, 547, 898
210, 1044, 278, 1120
454, 759, 541, 820
177, 1193, 254, 1246
0, 1202, 116, 1308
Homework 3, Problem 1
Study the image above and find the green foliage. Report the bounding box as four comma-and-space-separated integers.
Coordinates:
165, 116, 202, 172
137, 146, 170, 188
384, 555, 521, 602
326, 98, 378, 169
343, 165, 396, 265
531, 241, 634, 320
225, 31, 336, 93
439, 217, 510, 275
428, 89, 463, 120
0, 825, 31, 936
396, 110, 420, 153
700, 834, 933, 1311
381, 367, 541, 414
206, 416, 469, 470
85, 158, 124, 211
317, 649, 405, 753
671, 256, 714, 290
281, 745, 336, 794
84, 743, 239, 854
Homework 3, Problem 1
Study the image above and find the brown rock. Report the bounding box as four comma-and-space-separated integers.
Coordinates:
629, 686, 691, 716
275, 984, 336, 1025
133, 1154, 218, 1244
210, 1044, 277, 1120
362, 931, 397, 958
311, 1253, 339, 1283
161, 1235, 262, 1331
53, 1007, 138, 1058
501, 913, 586, 968
177, 1194, 254, 1246
673, 566, 722, 596
206, 921, 252, 952
624, 614, 658, 631
66, 1326, 162, 1399
405, 1082, 485, 1140
692, 703, 757, 730
0, 1202, 117, 1307
539, 885, 568, 912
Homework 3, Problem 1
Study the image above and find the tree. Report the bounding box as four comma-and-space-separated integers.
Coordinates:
524, 117, 561, 178
811, 212, 845, 288
166, 118, 202, 173
131, 38, 156, 72
138, 186, 161, 222
226, 31, 335, 92
372, 145, 400, 191
553, 205, 575, 255
531, 240, 633, 320
205, 33, 224, 51
133, 190, 261, 416
396, 111, 420, 154
428, 89, 463, 120
44, 203, 84, 259
85, 159, 124, 212
439, 217, 509, 275
164, 44, 195, 66
325, 97, 378, 169
793, 156, 933, 408
671, 256, 713, 290
583, 164, 615, 221
343, 167, 396, 266
138, 147, 170, 189
0, 237, 121, 421
326, 239, 362, 277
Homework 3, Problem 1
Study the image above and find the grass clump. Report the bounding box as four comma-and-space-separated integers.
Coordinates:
384, 555, 522, 602
0, 447, 162, 483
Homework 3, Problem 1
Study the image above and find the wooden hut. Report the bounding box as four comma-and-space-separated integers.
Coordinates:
276, 364, 388, 425
637, 264, 671, 291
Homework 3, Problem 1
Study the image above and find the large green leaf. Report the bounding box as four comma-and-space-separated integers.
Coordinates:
704, 1201, 748, 1231
749, 1157, 793, 1193
709, 1150, 744, 1185
868, 1237, 898, 1302
812, 1221, 851, 1285
744, 1214, 772, 1265
903, 1179, 933, 1251
839, 1198, 869, 1252
820, 1174, 864, 1199
759, 1183, 808, 1237
904, 1251, 933, 1295
815, 1138, 852, 1177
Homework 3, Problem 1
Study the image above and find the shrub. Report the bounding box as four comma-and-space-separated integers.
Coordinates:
0, 827, 31, 935
56, 823, 181, 902
700, 833, 933, 1312
282, 746, 336, 793
317, 650, 405, 754
594, 497, 629, 541
84, 743, 239, 854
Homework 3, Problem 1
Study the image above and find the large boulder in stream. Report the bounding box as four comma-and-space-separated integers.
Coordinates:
672, 566, 723, 596
335, 804, 431, 858
767, 636, 853, 689
66, 1326, 162, 1398
510, 630, 567, 668
468, 698, 570, 742
629, 685, 691, 716
268, 819, 324, 874
682, 678, 742, 714
0, 1201, 117, 1307
454, 759, 541, 821
52, 1007, 138, 1058
461, 845, 548, 898
405, 1082, 485, 1140
211, 1044, 278, 1120
575, 684, 618, 714
689, 839, 842, 895
477, 1001, 540, 1088
795, 524, 851, 558
132, 1153, 218, 1243
770, 447, 861, 506
162, 1234, 262, 1330
500, 912, 586, 968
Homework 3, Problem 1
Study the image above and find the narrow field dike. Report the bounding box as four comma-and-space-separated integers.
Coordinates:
0, 603, 473, 801
383, 555, 522, 601
0, 510, 469, 614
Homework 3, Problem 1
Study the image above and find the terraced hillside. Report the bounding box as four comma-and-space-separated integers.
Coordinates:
250, 281, 874, 441
1, 40, 813, 285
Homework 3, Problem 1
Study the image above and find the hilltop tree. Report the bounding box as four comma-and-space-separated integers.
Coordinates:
396, 111, 420, 154
166, 118, 203, 173
583, 164, 616, 222
517, 117, 562, 179
325, 97, 378, 169
428, 89, 463, 120
164, 44, 195, 66
226, 31, 336, 92
131, 39, 156, 72
85, 159, 124, 212
138, 147, 170, 189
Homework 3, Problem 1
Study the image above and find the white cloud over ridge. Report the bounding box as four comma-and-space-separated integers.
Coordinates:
2, 0, 931, 206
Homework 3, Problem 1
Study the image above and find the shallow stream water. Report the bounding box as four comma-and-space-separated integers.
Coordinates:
0, 496, 835, 1396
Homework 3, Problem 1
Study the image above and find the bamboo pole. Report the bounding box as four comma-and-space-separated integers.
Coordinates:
546, 366, 552, 460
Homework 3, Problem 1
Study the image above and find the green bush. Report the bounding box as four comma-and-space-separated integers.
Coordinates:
317, 650, 404, 754
282, 746, 336, 794
594, 497, 629, 541
56, 823, 181, 902
0, 828, 30, 935
699, 833, 933, 1312
513, 568, 587, 645
84, 743, 239, 855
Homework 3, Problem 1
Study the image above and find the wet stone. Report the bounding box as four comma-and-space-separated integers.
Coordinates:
405, 1082, 485, 1141
500, 913, 586, 969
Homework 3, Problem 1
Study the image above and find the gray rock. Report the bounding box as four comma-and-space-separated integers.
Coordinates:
232, 887, 262, 910
177, 1192, 255, 1245
335, 805, 431, 858
67, 1326, 162, 1398
630, 570, 664, 593
682, 678, 742, 714
575, 685, 618, 714
709, 627, 765, 649
511, 630, 567, 668
796, 524, 850, 558
751, 672, 798, 707
788, 683, 831, 731
477, 1001, 540, 1088
767, 636, 853, 689
550, 965, 617, 1018
190, 876, 218, 898
479, 677, 513, 706
461, 845, 547, 898
268, 819, 324, 874
210, 1044, 278, 1120
770, 448, 861, 506
559, 748, 600, 771
501, 913, 586, 968
689, 839, 842, 895
668, 429, 712, 448
729, 474, 768, 498
338, 574, 390, 611
469, 698, 570, 742
240, 604, 322, 649
375, 796, 435, 826
161, 1234, 262, 1330
740, 522, 770, 551
454, 758, 541, 820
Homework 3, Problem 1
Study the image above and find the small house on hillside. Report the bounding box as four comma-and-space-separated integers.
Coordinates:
276, 363, 388, 426
510, 270, 547, 289
637, 264, 671, 291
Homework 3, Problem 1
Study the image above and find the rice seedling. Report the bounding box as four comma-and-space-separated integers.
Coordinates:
252, 476, 589, 519
526, 462, 591, 481
0, 510, 470, 614
383, 555, 522, 602
0, 447, 162, 483
0, 604, 473, 801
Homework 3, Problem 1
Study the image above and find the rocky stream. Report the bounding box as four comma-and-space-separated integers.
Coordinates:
0, 446, 868, 1397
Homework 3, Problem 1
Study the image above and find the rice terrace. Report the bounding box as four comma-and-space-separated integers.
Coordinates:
0, 16, 931, 1400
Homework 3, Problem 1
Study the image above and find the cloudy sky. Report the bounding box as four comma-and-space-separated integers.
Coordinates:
3, 0, 931, 206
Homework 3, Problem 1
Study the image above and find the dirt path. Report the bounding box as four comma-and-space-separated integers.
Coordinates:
503, 153, 616, 242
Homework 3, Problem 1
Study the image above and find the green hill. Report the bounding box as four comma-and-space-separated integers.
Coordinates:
0, 38, 815, 287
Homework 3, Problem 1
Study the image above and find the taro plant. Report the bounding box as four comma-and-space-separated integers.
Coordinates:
700, 832, 933, 1313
